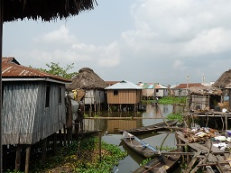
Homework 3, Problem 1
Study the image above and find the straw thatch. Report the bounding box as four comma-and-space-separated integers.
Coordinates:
213, 69, 231, 89
66, 67, 107, 90
189, 86, 222, 96
3, 0, 96, 22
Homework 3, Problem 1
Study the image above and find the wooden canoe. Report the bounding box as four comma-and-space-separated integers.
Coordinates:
133, 151, 181, 173
122, 131, 159, 158
125, 120, 178, 135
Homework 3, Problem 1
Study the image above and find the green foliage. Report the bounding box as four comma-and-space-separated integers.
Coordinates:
5, 170, 24, 173
140, 158, 152, 166
30, 137, 127, 173
167, 113, 183, 122
158, 96, 186, 105
39, 62, 77, 79
141, 100, 156, 104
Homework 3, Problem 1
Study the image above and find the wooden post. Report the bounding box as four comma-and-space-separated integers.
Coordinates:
59, 130, 62, 146
67, 128, 72, 146
25, 145, 31, 173
42, 138, 47, 161
63, 125, 67, 146
53, 133, 57, 153
225, 114, 228, 132
15, 145, 21, 171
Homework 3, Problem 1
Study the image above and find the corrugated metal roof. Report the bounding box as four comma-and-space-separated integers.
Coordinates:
137, 82, 154, 89
174, 83, 204, 89
105, 80, 142, 90
155, 84, 167, 89
2, 57, 71, 83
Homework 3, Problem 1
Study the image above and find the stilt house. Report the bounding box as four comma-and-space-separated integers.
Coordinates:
172, 83, 204, 97
2, 57, 71, 145
66, 67, 107, 111
105, 80, 142, 111
188, 87, 222, 111
155, 84, 168, 98
214, 69, 231, 110
137, 82, 155, 99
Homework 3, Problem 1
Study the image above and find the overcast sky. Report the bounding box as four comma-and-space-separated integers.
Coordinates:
3, 0, 231, 85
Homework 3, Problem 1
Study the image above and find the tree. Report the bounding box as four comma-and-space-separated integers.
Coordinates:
39, 62, 77, 79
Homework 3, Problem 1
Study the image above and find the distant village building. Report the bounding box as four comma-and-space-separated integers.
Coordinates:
66, 67, 107, 112
105, 80, 142, 111
172, 83, 204, 97
105, 81, 120, 86
2, 57, 71, 145
155, 84, 168, 98
213, 69, 231, 110
137, 82, 155, 99
188, 86, 222, 111
137, 82, 168, 99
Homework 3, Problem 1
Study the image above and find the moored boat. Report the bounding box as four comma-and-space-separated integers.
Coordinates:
122, 131, 159, 158
125, 120, 178, 135
133, 151, 181, 173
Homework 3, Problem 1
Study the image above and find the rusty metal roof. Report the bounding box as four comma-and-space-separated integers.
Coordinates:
2, 57, 71, 83
174, 83, 204, 89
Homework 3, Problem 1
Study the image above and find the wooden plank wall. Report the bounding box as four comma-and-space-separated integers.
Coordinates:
190, 95, 209, 110
2, 81, 66, 145
107, 90, 141, 104
84, 90, 105, 105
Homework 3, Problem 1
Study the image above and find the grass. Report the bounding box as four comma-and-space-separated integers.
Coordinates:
167, 113, 183, 123
158, 96, 186, 105
29, 137, 127, 173
141, 100, 156, 104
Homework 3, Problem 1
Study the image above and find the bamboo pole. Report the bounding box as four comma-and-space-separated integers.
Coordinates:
15, 145, 21, 171
25, 145, 31, 173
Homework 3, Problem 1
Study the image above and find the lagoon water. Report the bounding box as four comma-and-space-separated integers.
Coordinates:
83, 104, 184, 173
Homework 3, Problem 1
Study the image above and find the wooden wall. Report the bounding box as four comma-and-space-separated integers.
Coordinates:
2, 81, 66, 145
84, 90, 105, 105
190, 95, 210, 111
106, 89, 141, 104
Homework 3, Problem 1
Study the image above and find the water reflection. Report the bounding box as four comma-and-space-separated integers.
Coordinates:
83, 104, 184, 133
103, 132, 177, 173
83, 104, 184, 173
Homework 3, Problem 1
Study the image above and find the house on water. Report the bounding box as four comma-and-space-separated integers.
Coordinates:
188, 86, 222, 111
172, 83, 204, 97
155, 83, 168, 98
213, 69, 231, 110
2, 57, 71, 170
137, 82, 155, 99
105, 80, 142, 111
66, 67, 107, 112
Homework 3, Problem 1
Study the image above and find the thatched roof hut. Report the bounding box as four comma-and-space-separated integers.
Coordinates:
213, 69, 231, 89
3, 0, 96, 22
66, 67, 107, 90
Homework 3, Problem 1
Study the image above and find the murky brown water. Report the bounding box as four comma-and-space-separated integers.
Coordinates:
83, 104, 184, 173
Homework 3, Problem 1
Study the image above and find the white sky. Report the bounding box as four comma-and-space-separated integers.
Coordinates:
3, 0, 231, 85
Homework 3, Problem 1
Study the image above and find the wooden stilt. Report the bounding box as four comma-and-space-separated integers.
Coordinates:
67, 128, 72, 145
25, 145, 31, 173
42, 138, 47, 161
53, 133, 57, 153
15, 145, 21, 171
59, 130, 62, 146
63, 125, 67, 146
94, 101, 96, 112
